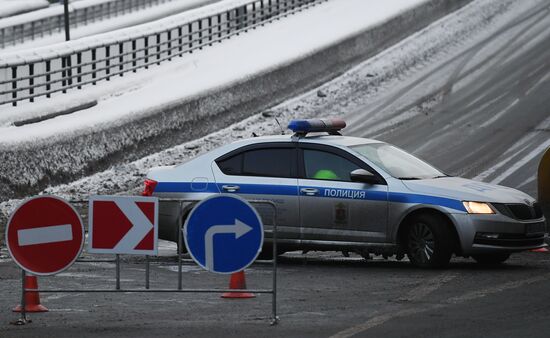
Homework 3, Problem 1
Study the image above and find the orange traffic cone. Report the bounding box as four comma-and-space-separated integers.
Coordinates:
13, 275, 48, 313
221, 270, 255, 299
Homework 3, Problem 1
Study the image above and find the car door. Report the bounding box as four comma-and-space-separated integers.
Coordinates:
298, 144, 388, 244
211, 143, 300, 243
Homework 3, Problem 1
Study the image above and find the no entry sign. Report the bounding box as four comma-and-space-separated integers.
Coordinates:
88, 195, 158, 255
6, 196, 84, 276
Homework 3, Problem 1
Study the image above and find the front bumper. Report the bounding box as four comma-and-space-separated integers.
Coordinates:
450, 213, 547, 255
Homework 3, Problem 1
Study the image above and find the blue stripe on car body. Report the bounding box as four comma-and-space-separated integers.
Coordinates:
154, 182, 467, 212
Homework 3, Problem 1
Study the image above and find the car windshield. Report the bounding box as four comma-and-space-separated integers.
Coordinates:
349, 143, 445, 180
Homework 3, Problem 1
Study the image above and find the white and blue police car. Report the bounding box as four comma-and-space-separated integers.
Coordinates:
143, 118, 547, 268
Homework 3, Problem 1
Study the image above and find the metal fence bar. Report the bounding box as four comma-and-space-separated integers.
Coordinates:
115, 254, 121, 290
2, 3, 281, 85
28, 64, 34, 102
0, 0, 180, 47
26, 288, 275, 293
10, 66, 16, 106
45, 60, 51, 97
177, 201, 183, 290
18, 270, 27, 324
91, 49, 97, 85
271, 197, 279, 324
0, 0, 326, 106
105, 46, 111, 81
77, 52, 82, 89
0, 19, 268, 99
145, 255, 150, 289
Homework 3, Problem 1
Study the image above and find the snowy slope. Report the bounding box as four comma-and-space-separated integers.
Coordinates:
0, 0, 426, 138
0, 0, 49, 18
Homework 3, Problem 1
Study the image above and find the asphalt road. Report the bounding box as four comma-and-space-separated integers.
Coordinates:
2, 250, 550, 338
345, 0, 550, 198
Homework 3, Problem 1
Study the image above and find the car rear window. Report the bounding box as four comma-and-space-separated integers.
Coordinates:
217, 148, 295, 178
217, 153, 243, 175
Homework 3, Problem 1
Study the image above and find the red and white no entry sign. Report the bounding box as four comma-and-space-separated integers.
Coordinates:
6, 196, 84, 276
88, 195, 158, 255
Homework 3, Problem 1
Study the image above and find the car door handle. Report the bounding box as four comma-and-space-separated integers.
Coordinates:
222, 185, 240, 192
300, 188, 319, 196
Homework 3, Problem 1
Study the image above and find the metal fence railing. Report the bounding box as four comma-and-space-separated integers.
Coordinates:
0, 0, 174, 48
0, 0, 325, 108
13, 198, 280, 326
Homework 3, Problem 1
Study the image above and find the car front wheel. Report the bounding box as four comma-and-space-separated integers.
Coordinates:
406, 213, 454, 268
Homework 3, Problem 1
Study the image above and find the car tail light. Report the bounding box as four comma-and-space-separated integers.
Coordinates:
142, 179, 158, 196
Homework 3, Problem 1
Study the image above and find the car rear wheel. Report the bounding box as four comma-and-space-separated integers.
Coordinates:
472, 253, 510, 265
406, 214, 454, 268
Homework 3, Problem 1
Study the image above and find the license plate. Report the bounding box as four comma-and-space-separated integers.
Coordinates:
526, 222, 546, 234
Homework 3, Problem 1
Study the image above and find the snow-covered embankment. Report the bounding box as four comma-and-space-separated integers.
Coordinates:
0, 0, 472, 209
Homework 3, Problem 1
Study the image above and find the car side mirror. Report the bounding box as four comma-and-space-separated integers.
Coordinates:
350, 169, 379, 185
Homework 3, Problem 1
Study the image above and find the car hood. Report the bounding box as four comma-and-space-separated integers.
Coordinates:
401, 177, 535, 204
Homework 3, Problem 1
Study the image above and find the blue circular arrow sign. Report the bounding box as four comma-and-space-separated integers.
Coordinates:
184, 195, 264, 274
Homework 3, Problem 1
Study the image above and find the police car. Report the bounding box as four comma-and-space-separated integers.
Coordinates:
143, 118, 547, 268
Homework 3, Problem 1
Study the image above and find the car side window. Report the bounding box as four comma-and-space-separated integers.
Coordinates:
217, 153, 243, 175
303, 149, 361, 182
217, 148, 295, 178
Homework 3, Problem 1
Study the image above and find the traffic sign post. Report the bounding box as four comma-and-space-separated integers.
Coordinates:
6, 195, 84, 276
184, 195, 264, 274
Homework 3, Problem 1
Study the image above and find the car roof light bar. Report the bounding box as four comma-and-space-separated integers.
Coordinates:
288, 118, 346, 137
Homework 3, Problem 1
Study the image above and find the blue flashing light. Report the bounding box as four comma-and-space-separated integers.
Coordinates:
287, 118, 346, 134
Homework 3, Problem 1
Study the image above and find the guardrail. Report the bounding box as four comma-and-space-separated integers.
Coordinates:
0, 0, 173, 48
0, 0, 323, 107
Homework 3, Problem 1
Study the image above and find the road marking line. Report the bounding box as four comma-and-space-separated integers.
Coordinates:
397, 272, 457, 302
17, 224, 73, 246
446, 273, 550, 304
474, 115, 550, 181
330, 272, 550, 338
489, 138, 550, 184
479, 98, 519, 128
526, 70, 549, 96
517, 175, 537, 189
330, 306, 445, 338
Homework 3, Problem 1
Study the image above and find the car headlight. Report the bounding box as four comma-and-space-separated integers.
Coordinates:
462, 201, 495, 214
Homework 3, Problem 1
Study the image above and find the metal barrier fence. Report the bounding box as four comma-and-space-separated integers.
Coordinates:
0, 0, 324, 107
14, 198, 280, 326
0, 0, 173, 48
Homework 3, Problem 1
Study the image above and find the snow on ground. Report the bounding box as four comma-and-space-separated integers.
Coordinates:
0, 0, 49, 18
0, 0, 263, 60
0, 0, 538, 220
0, 0, 426, 140
0, 0, 218, 53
